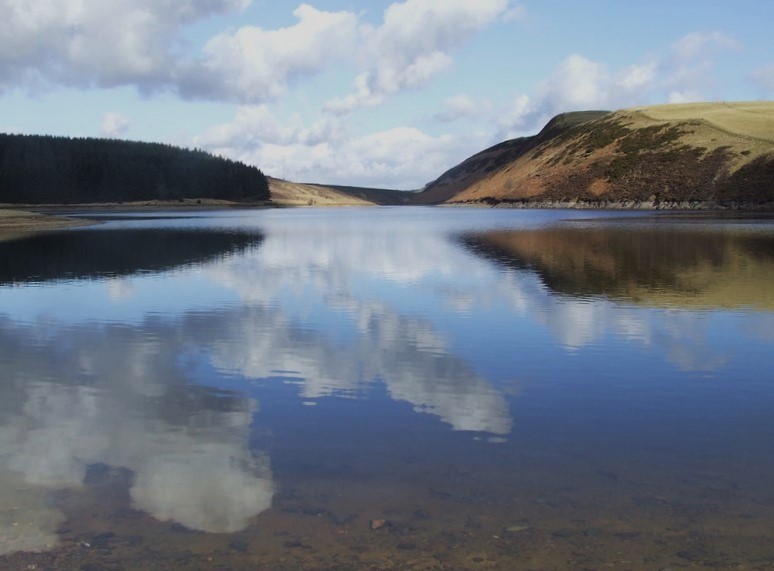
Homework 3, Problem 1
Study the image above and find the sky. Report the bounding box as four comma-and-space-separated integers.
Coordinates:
1, 0, 772, 190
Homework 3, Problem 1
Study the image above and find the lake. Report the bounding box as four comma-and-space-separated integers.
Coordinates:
1, 207, 773, 570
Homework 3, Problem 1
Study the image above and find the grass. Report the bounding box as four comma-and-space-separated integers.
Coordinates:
629, 101, 774, 143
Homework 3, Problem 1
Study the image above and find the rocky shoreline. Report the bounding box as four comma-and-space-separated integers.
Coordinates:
449, 199, 774, 211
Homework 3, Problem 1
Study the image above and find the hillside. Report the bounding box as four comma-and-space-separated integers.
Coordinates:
306, 183, 413, 205
268, 178, 410, 206
0, 134, 270, 205
416, 102, 774, 207
268, 178, 375, 206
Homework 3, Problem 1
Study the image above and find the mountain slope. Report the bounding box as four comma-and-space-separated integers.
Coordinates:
0, 134, 269, 204
269, 178, 411, 206
416, 102, 774, 207
268, 178, 377, 206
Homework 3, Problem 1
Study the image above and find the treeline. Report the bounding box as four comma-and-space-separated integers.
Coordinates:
0, 134, 270, 204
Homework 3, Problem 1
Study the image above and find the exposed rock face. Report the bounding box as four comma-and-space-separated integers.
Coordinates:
415, 102, 774, 208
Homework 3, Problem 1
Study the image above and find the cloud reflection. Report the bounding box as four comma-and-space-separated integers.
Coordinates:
0, 316, 273, 554
204, 216, 758, 376
205, 300, 512, 435
2, 211, 771, 554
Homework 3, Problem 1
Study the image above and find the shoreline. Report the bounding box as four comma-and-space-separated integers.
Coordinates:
0, 209, 97, 240
3, 198, 773, 237
446, 199, 774, 211
0, 199, 275, 236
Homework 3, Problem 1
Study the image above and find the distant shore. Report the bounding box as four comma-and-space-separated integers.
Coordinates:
3, 198, 773, 238
0, 199, 273, 237
447, 199, 774, 211
0, 208, 96, 239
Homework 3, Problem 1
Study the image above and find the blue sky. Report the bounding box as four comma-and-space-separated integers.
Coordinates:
1, 0, 772, 189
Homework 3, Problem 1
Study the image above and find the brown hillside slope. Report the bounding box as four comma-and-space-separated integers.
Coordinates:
268, 178, 377, 206
413, 111, 609, 204
417, 102, 774, 207
269, 178, 412, 206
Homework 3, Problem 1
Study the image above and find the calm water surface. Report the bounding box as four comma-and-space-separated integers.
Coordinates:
1, 207, 773, 570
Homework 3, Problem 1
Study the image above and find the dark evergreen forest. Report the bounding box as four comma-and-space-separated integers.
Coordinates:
0, 134, 270, 204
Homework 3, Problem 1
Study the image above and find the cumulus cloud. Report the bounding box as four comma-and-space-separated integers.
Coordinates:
324, 0, 511, 114
0, 0, 509, 107
0, 0, 360, 103
179, 4, 359, 102
100, 112, 130, 138
497, 31, 741, 138
196, 106, 488, 188
0, 0, 250, 92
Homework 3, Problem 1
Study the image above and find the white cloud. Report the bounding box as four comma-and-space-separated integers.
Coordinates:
497, 54, 616, 137
180, 4, 359, 102
100, 112, 130, 138
497, 31, 741, 138
0, 0, 251, 92
670, 31, 739, 62
0, 0, 507, 108
434, 94, 483, 122
195, 106, 488, 188
325, 0, 510, 114
0, 0, 360, 103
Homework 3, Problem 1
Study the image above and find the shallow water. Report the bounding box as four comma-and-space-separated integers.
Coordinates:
1, 207, 773, 569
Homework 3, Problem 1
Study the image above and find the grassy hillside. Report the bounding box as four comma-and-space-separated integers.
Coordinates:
413, 111, 609, 204
417, 102, 774, 208
307, 183, 413, 205
269, 178, 410, 206
268, 178, 375, 206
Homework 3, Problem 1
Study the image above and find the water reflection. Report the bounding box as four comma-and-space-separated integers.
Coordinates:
0, 209, 773, 567
204, 302, 511, 434
0, 228, 263, 284
0, 315, 273, 554
463, 225, 774, 309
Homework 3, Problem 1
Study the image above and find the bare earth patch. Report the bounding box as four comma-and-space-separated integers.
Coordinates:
0, 209, 94, 240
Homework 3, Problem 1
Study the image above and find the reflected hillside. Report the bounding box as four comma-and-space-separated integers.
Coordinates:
463, 226, 774, 309
0, 228, 263, 284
